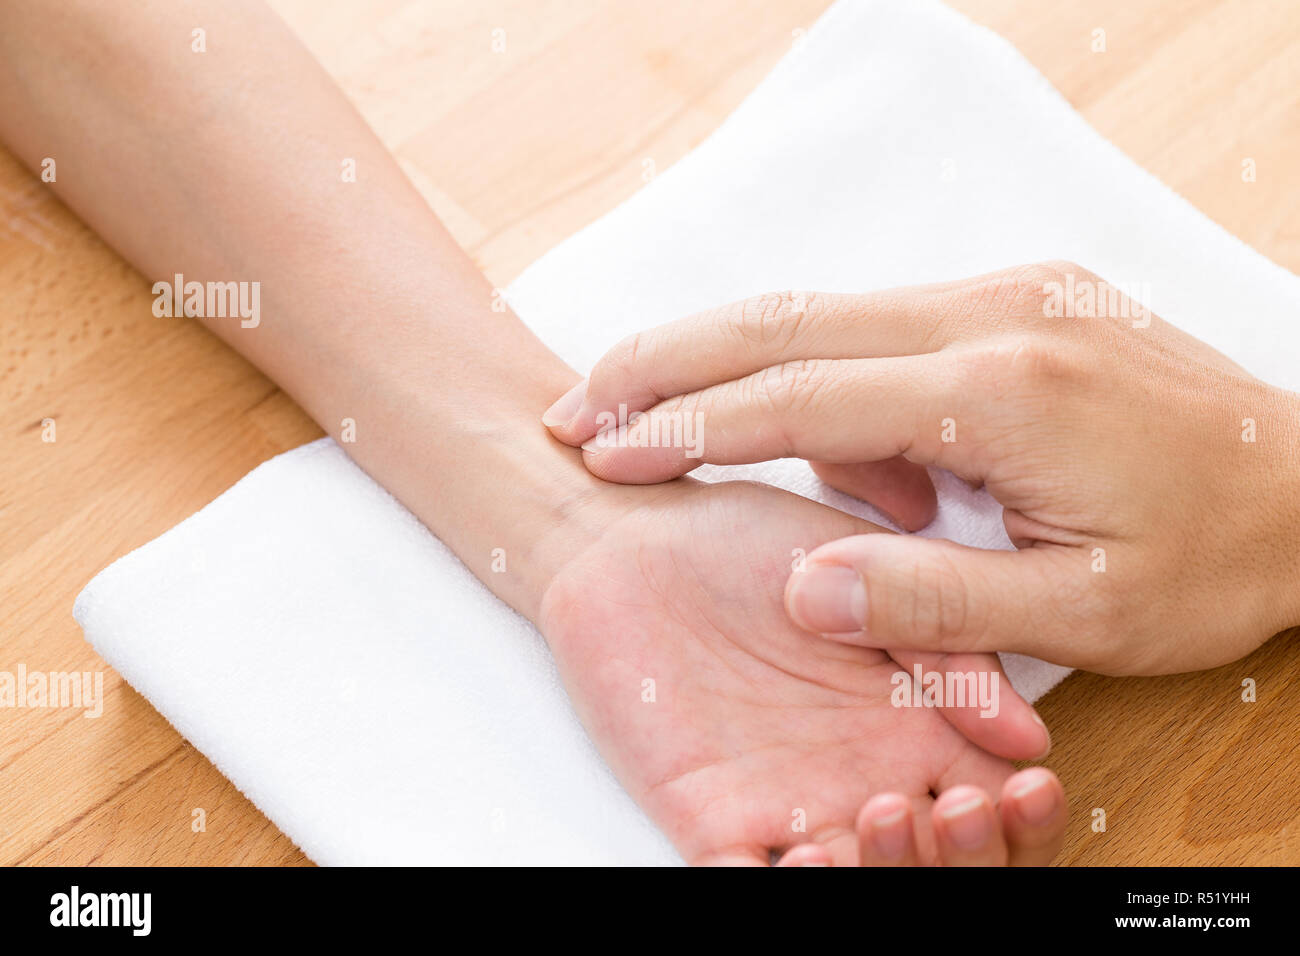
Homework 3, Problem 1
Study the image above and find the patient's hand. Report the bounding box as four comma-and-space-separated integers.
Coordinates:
540, 478, 1064, 865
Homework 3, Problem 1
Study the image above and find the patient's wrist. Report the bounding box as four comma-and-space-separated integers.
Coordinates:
277, 278, 661, 626
355, 359, 666, 626
500, 422, 677, 625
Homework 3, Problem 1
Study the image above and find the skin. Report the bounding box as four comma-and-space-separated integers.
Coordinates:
542, 478, 1066, 864
0, 0, 1063, 864
546, 266, 1300, 676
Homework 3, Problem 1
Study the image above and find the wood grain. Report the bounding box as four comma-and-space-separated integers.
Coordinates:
1, 0, 1297, 866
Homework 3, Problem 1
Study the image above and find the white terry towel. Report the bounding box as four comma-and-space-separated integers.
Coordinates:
74, 0, 1300, 865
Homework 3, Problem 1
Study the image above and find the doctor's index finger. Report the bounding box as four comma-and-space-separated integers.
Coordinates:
543, 276, 1021, 446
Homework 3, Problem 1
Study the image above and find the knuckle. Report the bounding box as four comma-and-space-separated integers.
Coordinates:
965, 266, 1053, 319
1015, 546, 1130, 673
1038, 259, 1093, 284
891, 549, 976, 650
734, 291, 818, 352
1086, 567, 1126, 619
752, 358, 828, 415
964, 337, 1084, 399
963, 262, 1092, 324
597, 331, 645, 386
1006, 339, 1070, 382
1068, 562, 1149, 672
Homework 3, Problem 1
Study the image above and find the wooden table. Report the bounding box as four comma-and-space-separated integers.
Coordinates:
2, 0, 1297, 866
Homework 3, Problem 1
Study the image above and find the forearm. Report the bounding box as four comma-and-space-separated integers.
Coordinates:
0, 0, 610, 617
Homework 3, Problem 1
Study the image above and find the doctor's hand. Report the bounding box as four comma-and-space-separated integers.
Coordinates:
543, 263, 1300, 675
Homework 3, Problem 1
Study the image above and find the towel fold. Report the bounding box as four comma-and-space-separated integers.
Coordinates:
75, 0, 1300, 864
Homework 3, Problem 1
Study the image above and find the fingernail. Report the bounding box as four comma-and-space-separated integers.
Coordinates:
1031, 711, 1052, 760
581, 422, 625, 454
1010, 773, 1058, 824
869, 807, 909, 860
939, 795, 990, 850
542, 379, 587, 428
787, 565, 867, 633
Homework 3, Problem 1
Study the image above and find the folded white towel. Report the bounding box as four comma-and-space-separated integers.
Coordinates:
74, 0, 1300, 865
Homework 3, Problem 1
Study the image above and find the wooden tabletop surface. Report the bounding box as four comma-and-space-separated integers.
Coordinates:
2, 0, 1297, 866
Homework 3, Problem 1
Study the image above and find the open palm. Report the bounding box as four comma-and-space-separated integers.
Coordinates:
540, 479, 1057, 865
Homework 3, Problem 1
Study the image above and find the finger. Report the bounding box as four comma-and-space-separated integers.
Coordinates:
774, 843, 833, 867
812, 826, 860, 867
887, 649, 1052, 762
785, 533, 1083, 661
932, 785, 1008, 866
580, 353, 984, 485
1000, 768, 1067, 866
542, 282, 987, 444
692, 845, 774, 866
544, 265, 1053, 445
810, 458, 937, 532
855, 793, 921, 866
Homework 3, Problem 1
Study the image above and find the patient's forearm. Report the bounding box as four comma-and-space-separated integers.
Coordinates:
0, 0, 611, 617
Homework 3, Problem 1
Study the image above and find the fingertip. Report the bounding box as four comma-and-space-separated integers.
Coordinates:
541, 379, 589, 437
694, 847, 776, 866
784, 563, 868, 634
956, 689, 1052, 763
933, 784, 987, 815
809, 459, 938, 532
932, 785, 1005, 864
885, 650, 1046, 761
856, 793, 918, 866
1003, 768, 1065, 826
1001, 768, 1067, 866
581, 430, 700, 485
894, 483, 939, 532
775, 844, 834, 867
856, 792, 909, 831
881, 467, 939, 532
984, 706, 1051, 763
817, 629, 879, 646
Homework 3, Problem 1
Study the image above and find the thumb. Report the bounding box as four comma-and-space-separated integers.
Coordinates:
785, 534, 1076, 660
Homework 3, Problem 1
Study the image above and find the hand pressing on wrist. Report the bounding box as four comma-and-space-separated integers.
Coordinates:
544, 262, 1300, 675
